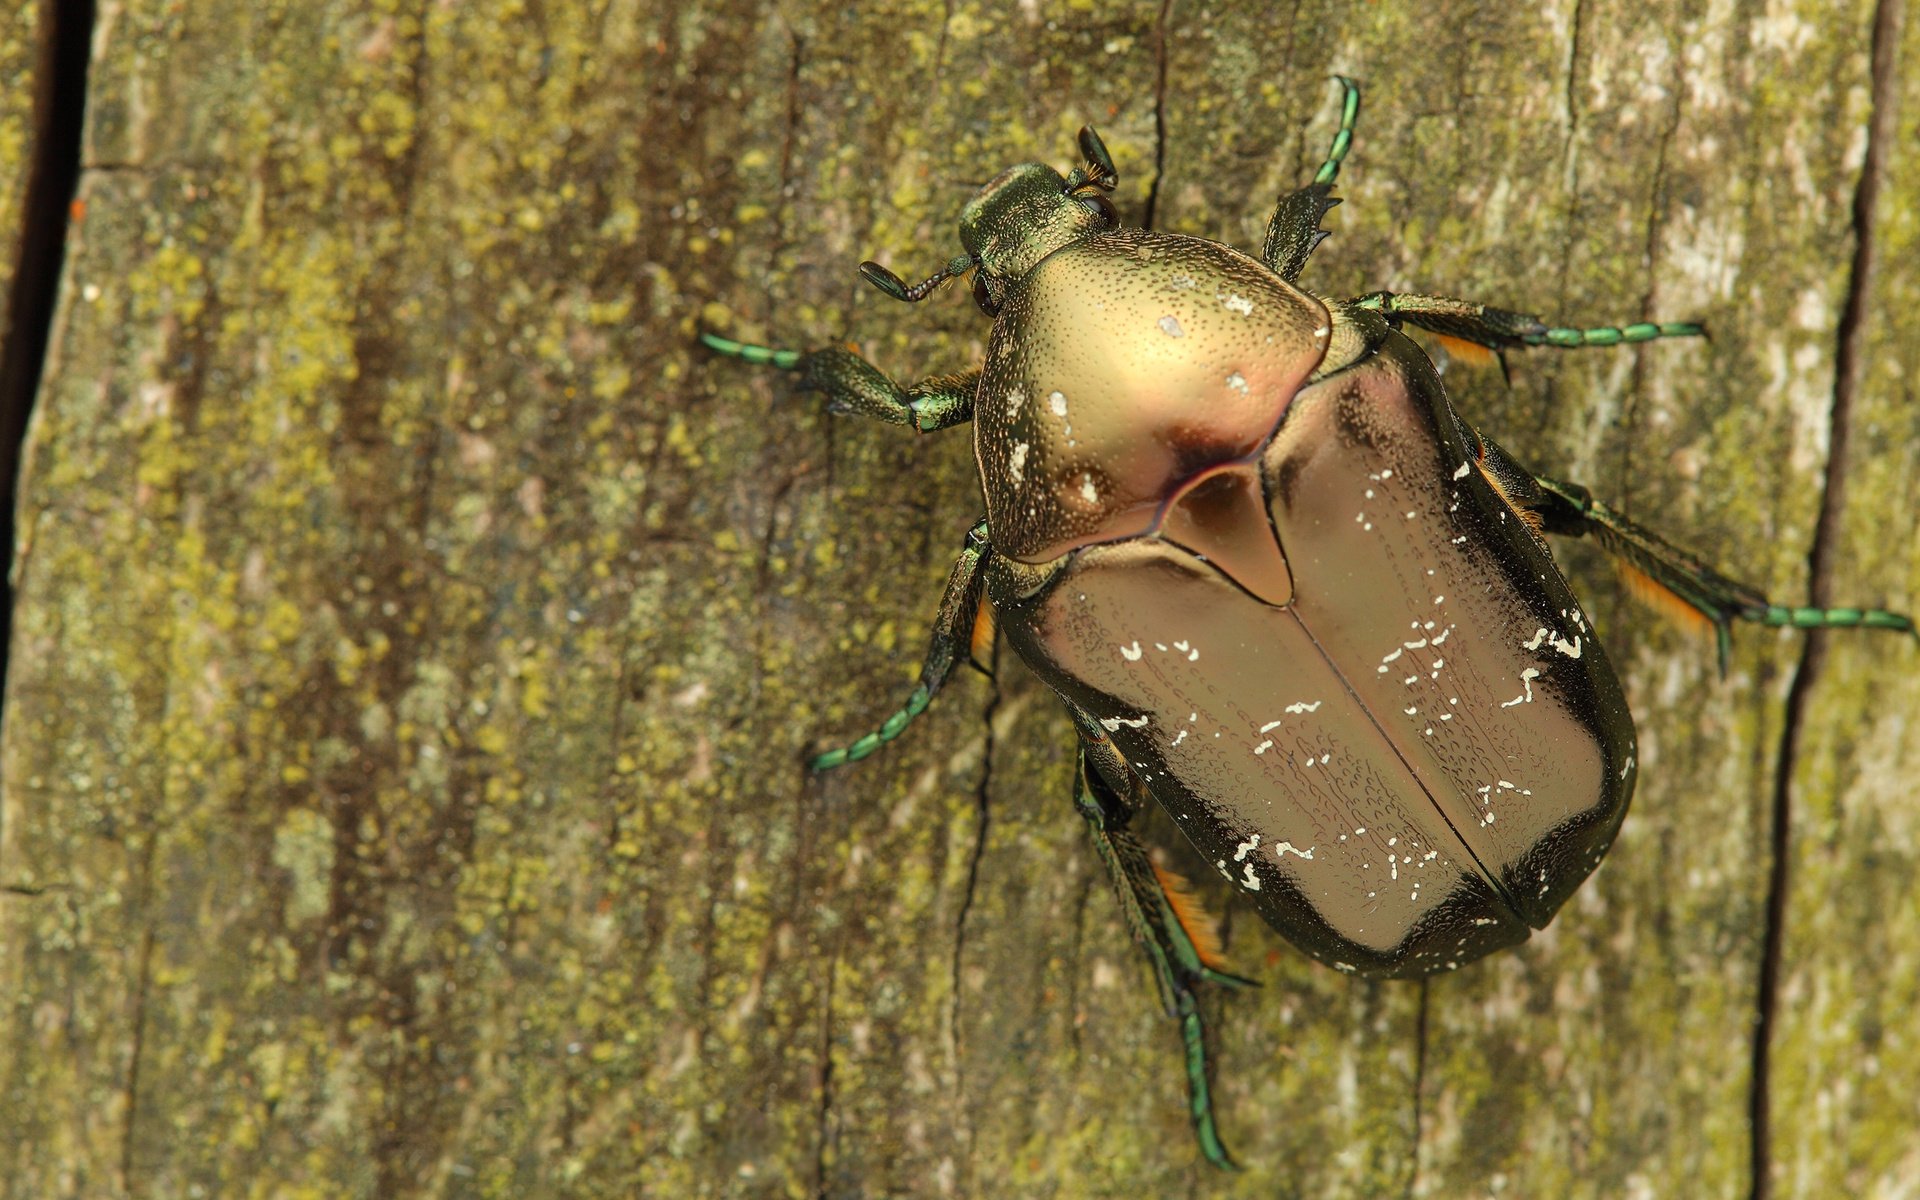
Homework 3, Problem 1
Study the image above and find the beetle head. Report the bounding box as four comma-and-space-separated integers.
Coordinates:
858, 127, 1121, 318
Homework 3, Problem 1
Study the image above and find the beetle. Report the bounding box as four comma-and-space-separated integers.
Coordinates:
700, 79, 1915, 1169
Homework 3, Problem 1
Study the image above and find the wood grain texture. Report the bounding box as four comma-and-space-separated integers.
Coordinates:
1, 1, 1915, 1197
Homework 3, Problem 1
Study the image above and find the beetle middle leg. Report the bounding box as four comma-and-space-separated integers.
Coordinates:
1348, 290, 1705, 378
701, 332, 978, 432
1261, 75, 1362, 283
1074, 727, 1255, 1171
809, 520, 992, 770
1467, 429, 1918, 673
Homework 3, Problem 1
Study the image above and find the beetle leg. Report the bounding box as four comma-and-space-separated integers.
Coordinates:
810, 521, 991, 770
1261, 75, 1361, 283
1073, 737, 1253, 1171
1469, 431, 1918, 675
1348, 291, 1704, 380
701, 333, 977, 432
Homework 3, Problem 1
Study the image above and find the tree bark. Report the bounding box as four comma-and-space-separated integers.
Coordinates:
3, 1, 1916, 1196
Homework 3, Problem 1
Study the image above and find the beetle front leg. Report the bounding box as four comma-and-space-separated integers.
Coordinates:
1073, 733, 1254, 1171
1261, 75, 1362, 283
1469, 432, 1918, 673
810, 520, 991, 770
701, 333, 977, 432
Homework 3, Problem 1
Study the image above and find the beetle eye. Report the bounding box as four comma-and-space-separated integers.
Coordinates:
1079, 191, 1119, 228
973, 273, 1001, 317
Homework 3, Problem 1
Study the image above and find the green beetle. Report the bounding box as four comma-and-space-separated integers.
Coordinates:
702, 79, 1914, 1169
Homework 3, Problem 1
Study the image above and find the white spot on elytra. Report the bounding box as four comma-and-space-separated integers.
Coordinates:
1158, 314, 1185, 337
1254, 739, 1274, 755
1099, 714, 1150, 732
1525, 625, 1584, 658
1118, 640, 1142, 662
1222, 292, 1255, 315
1008, 440, 1029, 484
1234, 834, 1261, 861
1005, 384, 1026, 417
1274, 841, 1315, 861
1241, 861, 1261, 890
1452, 460, 1472, 480
1499, 667, 1542, 707
1226, 371, 1248, 393
1284, 701, 1322, 714
1049, 390, 1068, 417
1080, 475, 1100, 504
1171, 729, 1189, 747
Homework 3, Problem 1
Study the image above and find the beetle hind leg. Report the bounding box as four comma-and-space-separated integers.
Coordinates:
1262, 75, 1362, 284
1073, 733, 1254, 1171
811, 521, 991, 770
1470, 432, 1918, 674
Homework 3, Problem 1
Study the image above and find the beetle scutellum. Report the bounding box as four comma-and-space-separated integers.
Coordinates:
701, 79, 1915, 1169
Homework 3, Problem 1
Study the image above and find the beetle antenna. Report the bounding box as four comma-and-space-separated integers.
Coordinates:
859, 254, 975, 304
1064, 126, 1119, 194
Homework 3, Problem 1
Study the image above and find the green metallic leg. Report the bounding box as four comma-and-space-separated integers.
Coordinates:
1467, 429, 1918, 674
1074, 731, 1254, 1171
811, 520, 991, 770
1261, 75, 1362, 283
1349, 291, 1704, 376
701, 332, 978, 433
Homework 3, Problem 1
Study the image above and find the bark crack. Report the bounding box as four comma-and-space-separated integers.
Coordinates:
946, 650, 999, 1181
1407, 978, 1430, 1198
765, 29, 806, 294
1749, 3, 1903, 1196
812, 953, 838, 1199
0, 0, 94, 729
1615, 63, 1685, 515
1560, 0, 1585, 193
1141, 0, 1174, 231
1554, 0, 1587, 313
120, 905, 156, 1189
